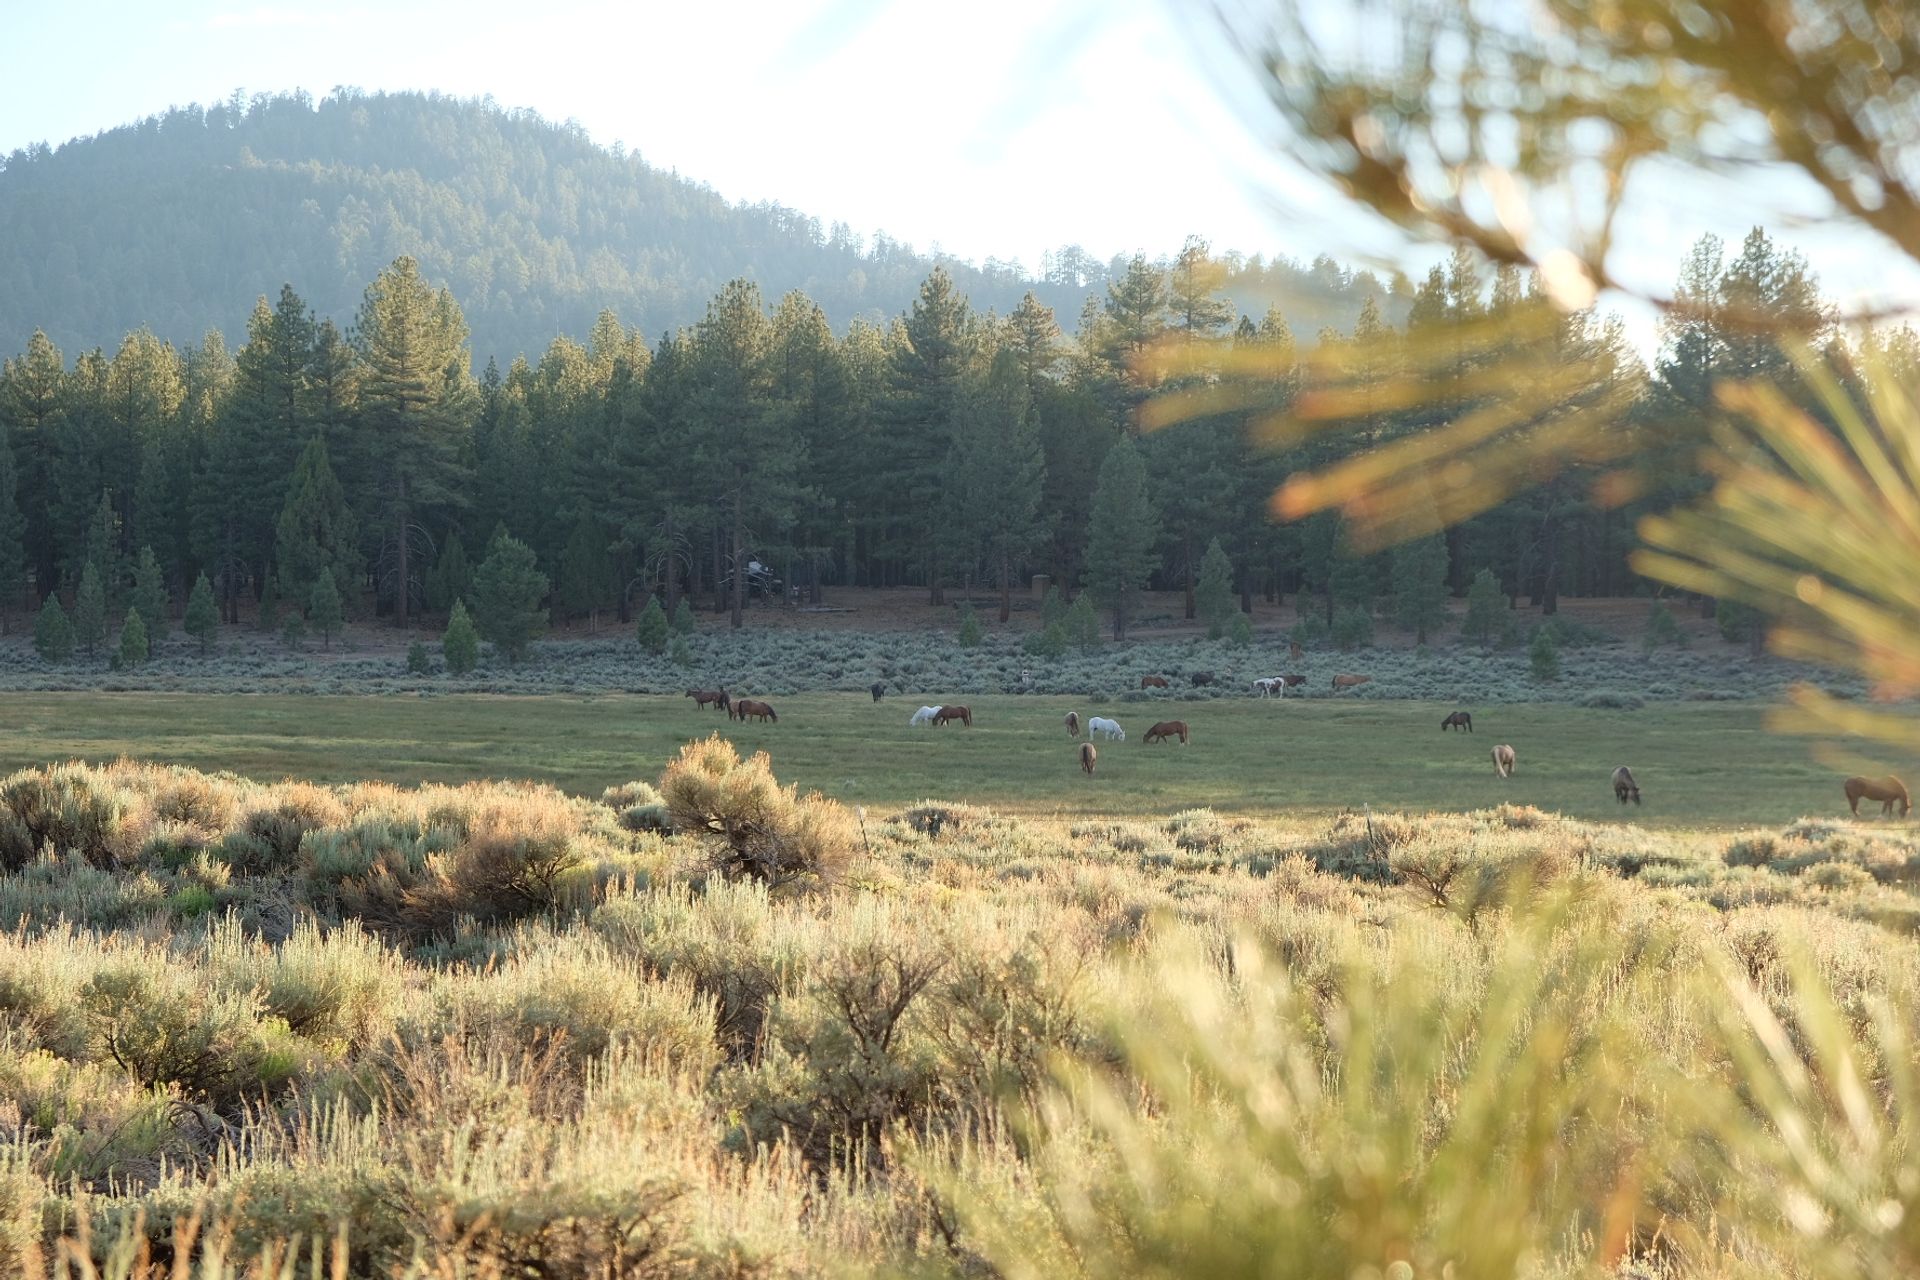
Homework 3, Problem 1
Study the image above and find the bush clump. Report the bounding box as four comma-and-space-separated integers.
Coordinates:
658, 736, 855, 887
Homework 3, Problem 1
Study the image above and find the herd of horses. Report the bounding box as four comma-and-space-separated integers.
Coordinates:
693, 680, 1913, 818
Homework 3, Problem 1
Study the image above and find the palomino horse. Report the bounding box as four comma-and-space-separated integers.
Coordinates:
1441, 711, 1472, 732
933, 705, 972, 727
687, 688, 729, 711
1080, 742, 1097, 774
733, 699, 777, 724
1845, 774, 1911, 817
1064, 711, 1080, 738
1612, 766, 1641, 805
1088, 716, 1125, 741
1333, 674, 1372, 692
1492, 745, 1516, 778
1144, 720, 1189, 745
1140, 675, 1169, 689
910, 706, 940, 726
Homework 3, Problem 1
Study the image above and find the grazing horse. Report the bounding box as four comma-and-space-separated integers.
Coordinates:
870, 681, 886, 702
1282, 674, 1306, 691
1089, 716, 1125, 741
1845, 774, 1911, 817
1333, 674, 1372, 692
1441, 711, 1473, 733
1144, 720, 1189, 745
1492, 745, 1516, 778
1064, 711, 1080, 738
1253, 676, 1284, 697
1080, 742, 1097, 775
687, 688, 728, 711
933, 705, 972, 727
733, 699, 777, 724
910, 705, 940, 726
1612, 766, 1641, 805
1141, 675, 1169, 689
1190, 671, 1216, 687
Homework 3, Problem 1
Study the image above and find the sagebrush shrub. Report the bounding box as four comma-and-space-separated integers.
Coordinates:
659, 736, 854, 887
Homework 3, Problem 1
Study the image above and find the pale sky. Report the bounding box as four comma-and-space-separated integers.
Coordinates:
3, 0, 1918, 350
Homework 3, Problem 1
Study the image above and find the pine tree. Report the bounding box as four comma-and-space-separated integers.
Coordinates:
952, 349, 1046, 622
82, 492, 122, 607
1065, 592, 1101, 651
671, 596, 695, 634
73, 561, 105, 657
274, 433, 361, 612
425, 531, 472, 614
118, 608, 149, 666
354, 257, 473, 627
1461, 568, 1503, 649
1530, 626, 1561, 681
282, 611, 306, 651
557, 515, 615, 629
635, 594, 668, 654
1084, 437, 1160, 639
309, 568, 344, 649
443, 599, 479, 674
1390, 535, 1451, 642
1195, 538, 1236, 638
689, 279, 799, 628
257, 574, 281, 634
0, 422, 26, 629
1643, 601, 1688, 652
1040, 585, 1067, 630
406, 641, 431, 675
470, 529, 548, 662
130, 545, 168, 640
184, 572, 218, 654
33, 595, 72, 662
957, 602, 983, 647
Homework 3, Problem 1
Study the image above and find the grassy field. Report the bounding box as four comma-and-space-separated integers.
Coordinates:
1, 690, 1910, 827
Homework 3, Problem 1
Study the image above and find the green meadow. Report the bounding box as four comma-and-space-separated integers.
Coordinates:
2, 690, 1906, 827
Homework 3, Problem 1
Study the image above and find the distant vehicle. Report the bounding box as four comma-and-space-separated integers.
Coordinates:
718, 559, 782, 599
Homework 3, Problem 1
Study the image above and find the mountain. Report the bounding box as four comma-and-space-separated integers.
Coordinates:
0, 89, 1397, 362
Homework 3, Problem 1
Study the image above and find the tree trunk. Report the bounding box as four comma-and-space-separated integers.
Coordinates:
662, 513, 679, 619
711, 528, 724, 614
1540, 503, 1561, 616
998, 550, 1012, 623
730, 485, 746, 630
1183, 533, 1195, 620
394, 475, 410, 631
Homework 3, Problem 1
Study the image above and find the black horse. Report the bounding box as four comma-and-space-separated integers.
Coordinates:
1441, 711, 1473, 733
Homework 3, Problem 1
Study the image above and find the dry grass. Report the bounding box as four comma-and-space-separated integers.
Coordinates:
0, 757, 1918, 1274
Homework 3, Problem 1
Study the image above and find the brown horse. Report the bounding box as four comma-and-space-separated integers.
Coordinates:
1140, 675, 1169, 689
1080, 742, 1097, 775
1333, 674, 1372, 691
733, 699, 777, 724
1144, 720, 1189, 745
1492, 744, 1515, 778
1282, 673, 1307, 689
687, 688, 729, 711
1065, 711, 1080, 738
1190, 671, 1216, 687
1845, 774, 1911, 817
933, 705, 972, 727
1289, 641, 1304, 661
1441, 711, 1473, 733
1612, 765, 1640, 805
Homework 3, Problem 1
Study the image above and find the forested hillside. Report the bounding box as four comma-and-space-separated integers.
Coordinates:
0, 214, 1865, 661
0, 89, 1395, 364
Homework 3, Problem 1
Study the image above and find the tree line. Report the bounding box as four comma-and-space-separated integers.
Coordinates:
0, 224, 1877, 654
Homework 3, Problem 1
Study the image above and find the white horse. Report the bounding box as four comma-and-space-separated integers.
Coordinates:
1089, 716, 1125, 741
910, 705, 941, 726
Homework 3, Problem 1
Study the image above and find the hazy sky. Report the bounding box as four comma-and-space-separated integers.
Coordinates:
3, 0, 1917, 347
